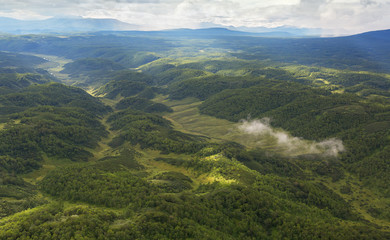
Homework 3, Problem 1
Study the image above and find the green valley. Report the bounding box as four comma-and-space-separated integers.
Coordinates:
0, 29, 389, 239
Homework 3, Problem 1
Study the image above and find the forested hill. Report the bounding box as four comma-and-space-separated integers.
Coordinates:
0, 28, 390, 73
351, 29, 390, 40
0, 30, 390, 239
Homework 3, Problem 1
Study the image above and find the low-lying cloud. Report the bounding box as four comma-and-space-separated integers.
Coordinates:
238, 118, 345, 157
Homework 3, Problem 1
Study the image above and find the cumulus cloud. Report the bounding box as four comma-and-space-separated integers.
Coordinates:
0, 9, 50, 20
238, 118, 345, 157
0, 0, 389, 34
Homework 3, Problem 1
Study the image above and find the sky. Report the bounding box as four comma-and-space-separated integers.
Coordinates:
0, 0, 389, 35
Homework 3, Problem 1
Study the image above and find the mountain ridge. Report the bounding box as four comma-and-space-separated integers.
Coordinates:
0, 16, 389, 39
0, 16, 140, 34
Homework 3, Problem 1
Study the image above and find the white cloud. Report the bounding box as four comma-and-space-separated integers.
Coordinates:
238, 118, 345, 157
0, 0, 389, 34
0, 9, 50, 20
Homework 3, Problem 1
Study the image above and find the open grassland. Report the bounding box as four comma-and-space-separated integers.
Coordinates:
155, 96, 339, 156
155, 96, 237, 141
28, 53, 74, 84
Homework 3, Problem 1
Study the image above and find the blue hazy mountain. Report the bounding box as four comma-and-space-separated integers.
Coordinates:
232, 26, 322, 37
198, 22, 322, 37
0, 16, 140, 34
0, 16, 319, 37
163, 27, 296, 37
348, 28, 390, 41
95, 27, 302, 38
124, 28, 268, 37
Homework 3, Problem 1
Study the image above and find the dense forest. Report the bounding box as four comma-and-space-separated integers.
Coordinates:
0, 29, 389, 239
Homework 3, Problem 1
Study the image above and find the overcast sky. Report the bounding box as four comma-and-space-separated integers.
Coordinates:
0, 0, 389, 35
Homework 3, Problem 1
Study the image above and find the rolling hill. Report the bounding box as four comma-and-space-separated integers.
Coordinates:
0, 29, 389, 239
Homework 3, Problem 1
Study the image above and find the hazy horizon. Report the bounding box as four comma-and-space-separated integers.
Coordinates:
0, 0, 389, 36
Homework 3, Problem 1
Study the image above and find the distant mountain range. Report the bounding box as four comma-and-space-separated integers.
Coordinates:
0, 16, 140, 34
0, 16, 321, 37
95, 28, 290, 38
198, 22, 322, 37
0, 16, 388, 39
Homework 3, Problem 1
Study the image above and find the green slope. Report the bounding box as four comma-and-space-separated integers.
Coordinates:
1, 32, 390, 239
